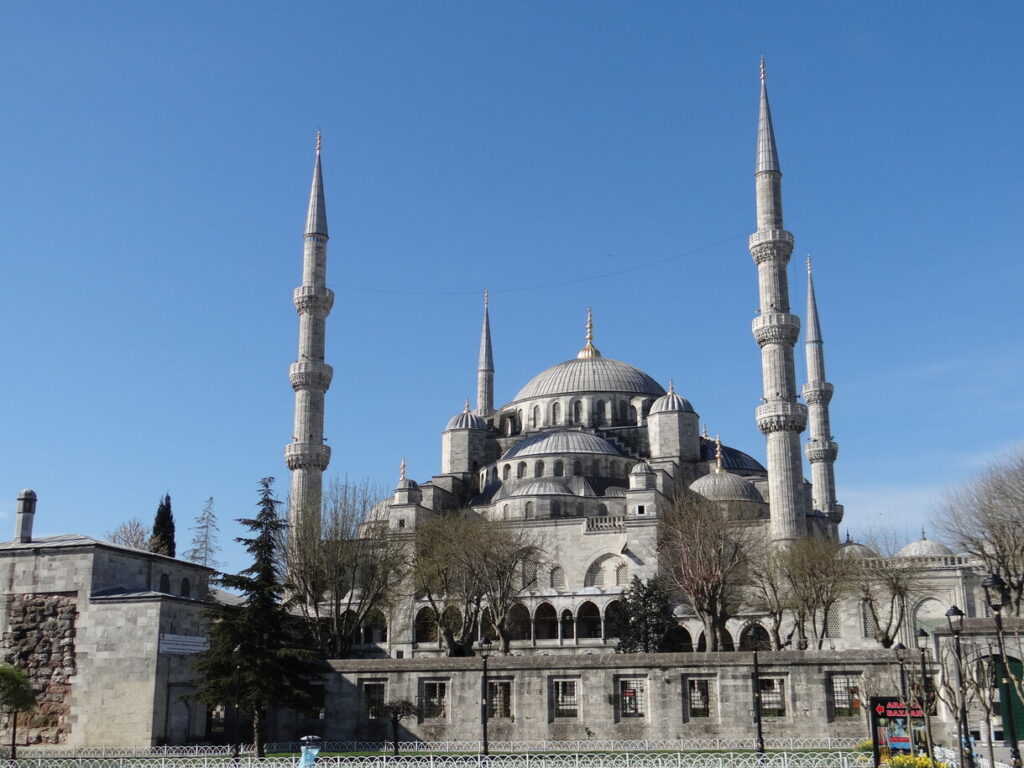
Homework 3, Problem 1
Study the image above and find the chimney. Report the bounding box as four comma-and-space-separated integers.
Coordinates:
15, 490, 37, 543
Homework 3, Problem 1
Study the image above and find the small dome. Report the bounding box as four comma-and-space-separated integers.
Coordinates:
897, 534, 953, 558
689, 471, 764, 503
446, 401, 486, 431
839, 541, 879, 558
18, 489, 37, 499
502, 430, 621, 459
629, 461, 654, 475
511, 479, 573, 497
698, 437, 766, 472
649, 380, 695, 414
396, 478, 418, 490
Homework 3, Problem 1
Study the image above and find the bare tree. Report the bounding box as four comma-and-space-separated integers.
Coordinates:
781, 537, 852, 650
658, 492, 753, 651
961, 646, 1000, 768
854, 533, 928, 648
285, 477, 409, 658
747, 540, 791, 650
938, 452, 1024, 616
413, 513, 485, 656
105, 517, 149, 549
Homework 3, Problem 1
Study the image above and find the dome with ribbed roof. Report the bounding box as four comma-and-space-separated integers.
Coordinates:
839, 541, 879, 558
689, 470, 764, 503
501, 430, 621, 459
511, 479, 573, 497
649, 380, 694, 414
629, 461, 654, 475
446, 401, 487, 431
897, 533, 953, 558
512, 357, 665, 402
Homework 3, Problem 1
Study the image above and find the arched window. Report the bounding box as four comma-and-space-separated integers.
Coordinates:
532, 405, 541, 428
551, 500, 561, 517
550, 566, 566, 590
534, 460, 544, 478
551, 402, 561, 425
578, 602, 602, 639
554, 461, 564, 477
503, 464, 511, 481
629, 405, 638, 424
605, 600, 624, 638
525, 501, 534, 519
594, 400, 605, 427
517, 462, 527, 478
615, 562, 628, 586
364, 609, 388, 644
535, 603, 558, 640
502, 504, 510, 520
592, 460, 601, 476
561, 609, 575, 639
159, 573, 171, 593
739, 623, 771, 651
585, 561, 606, 587
180, 578, 191, 598
573, 400, 583, 424
573, 460, 582, 476
618, 401, 628, 424
507, 603, 531, 641
598, 503, 608, 516
414, 607, 437, 643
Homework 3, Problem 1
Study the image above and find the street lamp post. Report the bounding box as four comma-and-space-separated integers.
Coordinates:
752, 649, 765, 758
947, 606, 976, 768
477, 637, 493, 757
895, 643, 909, 701
917, 629, 937, 766
982, 573, 1022, 768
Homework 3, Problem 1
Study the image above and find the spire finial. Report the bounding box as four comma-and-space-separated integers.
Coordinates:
316, 130, 322, 154
760, 56, 766, 83
714, 434, 724, 472
701, 424, 709, 439
921, 527, 927, 540
464, 398, 470, 412
806, 254, 812, 273
484, 288, 489, 309
668, 379, 675, 395
305, 132, 328, 237
577, 307, 602, 358
756, 58, 781, 174
845, 529, 852, 544
400, 457, 406, 482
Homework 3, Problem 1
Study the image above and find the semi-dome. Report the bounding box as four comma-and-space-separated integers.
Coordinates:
649, 380, 694, 414
897, 533, 953, 558
446, 401, 487, 431
512, 356, 665, 402
501, 430, 621, 459
689, 471, 764, 503
698, 437, 766, 472
511, 479, 573, 497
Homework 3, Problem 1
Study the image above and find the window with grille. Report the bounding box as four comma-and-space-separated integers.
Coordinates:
488, 680, 512, 719
363, 681, 385, 718
422, 681, 447, 719
830, 674, 861, 717
619, 678, 646, 717
687, 678, 712, 719
824, 607, 842, 639
615, 563, 629, 586
550, 566, 566, 590
553, 679, 579, 718
862, 601, 879, 639
759, 678, 786, 717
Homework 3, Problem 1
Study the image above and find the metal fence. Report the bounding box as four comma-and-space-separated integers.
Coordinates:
3, 753, 874, 768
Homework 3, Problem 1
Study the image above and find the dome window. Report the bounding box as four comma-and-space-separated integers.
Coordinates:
551, 402, 561, 425
554, 461, 564, 477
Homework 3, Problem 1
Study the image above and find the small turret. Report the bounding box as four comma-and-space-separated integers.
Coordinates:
647, 379, 700, 461
14, 489, 37, 543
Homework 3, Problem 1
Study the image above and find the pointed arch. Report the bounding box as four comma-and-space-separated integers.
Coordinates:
578, 601, 601, 639
738, 622, 771, 651
414, 607, 437, 643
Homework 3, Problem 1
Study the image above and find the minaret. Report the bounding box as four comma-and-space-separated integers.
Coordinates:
749, 60, 807, 542
285, 132, 334, 531
476, 290, 494, 417
803, 257, 841, 526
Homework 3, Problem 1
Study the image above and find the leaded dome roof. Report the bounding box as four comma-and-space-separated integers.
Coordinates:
649, 380, 695, 414
839, 541, 879, 558
897, 534, 953, 558
511, 479, 573, 497
629, 461, 654, 475
501, 430, 621, 459
512, 356, 665, 402
689, 471, 764, 503
698, 437, 766, 472
446, 401, 487, 431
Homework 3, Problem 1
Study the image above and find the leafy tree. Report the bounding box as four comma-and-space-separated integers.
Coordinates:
613, 575, 678, 653
149, 493, 176, 557
370, 700, 417, 755
105, 517, 149, 549
184, 497, 220, 569
0, 664, 36, 760
193, 478, 316, 757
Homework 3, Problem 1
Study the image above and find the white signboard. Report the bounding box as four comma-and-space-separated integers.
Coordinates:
159, 633, 209, 655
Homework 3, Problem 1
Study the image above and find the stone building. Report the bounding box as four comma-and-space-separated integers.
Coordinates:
0, 490, 214, 746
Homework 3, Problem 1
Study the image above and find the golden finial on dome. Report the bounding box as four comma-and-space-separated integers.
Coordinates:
399, 457, 406, 482
463, 398, 471, 412
577, 307, 602, 359
714, 434, 724, 473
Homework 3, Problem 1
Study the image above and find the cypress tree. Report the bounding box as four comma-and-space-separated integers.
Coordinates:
150, 493, 176, 557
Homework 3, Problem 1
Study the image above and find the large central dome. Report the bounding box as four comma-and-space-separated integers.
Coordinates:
512, 356, 666, 402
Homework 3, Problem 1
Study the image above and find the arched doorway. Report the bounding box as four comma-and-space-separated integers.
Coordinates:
414, 607, 437, 644
739, 623, 771, 651
560, 609, 575, 640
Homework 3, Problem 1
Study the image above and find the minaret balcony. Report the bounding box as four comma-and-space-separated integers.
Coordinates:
284, 442, 331, 471
802, 381, 834, 405
748, 229, 793, 263
752, 312, 800, 347
289, 361, 334, 392
805, 439, 839, 463
293, 285, 335, 316
755, 401, 807, 434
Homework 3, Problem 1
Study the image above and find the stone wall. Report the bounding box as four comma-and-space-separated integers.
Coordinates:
1, 594, 77, 744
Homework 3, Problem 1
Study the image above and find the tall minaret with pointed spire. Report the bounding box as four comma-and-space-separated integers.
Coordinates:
476, 290, 494, 417
285, 132, 334, 530
803, 257, 841, 529
749, 60, 807, 542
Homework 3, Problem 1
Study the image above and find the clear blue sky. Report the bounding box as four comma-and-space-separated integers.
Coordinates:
2, 2, 1021, 574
